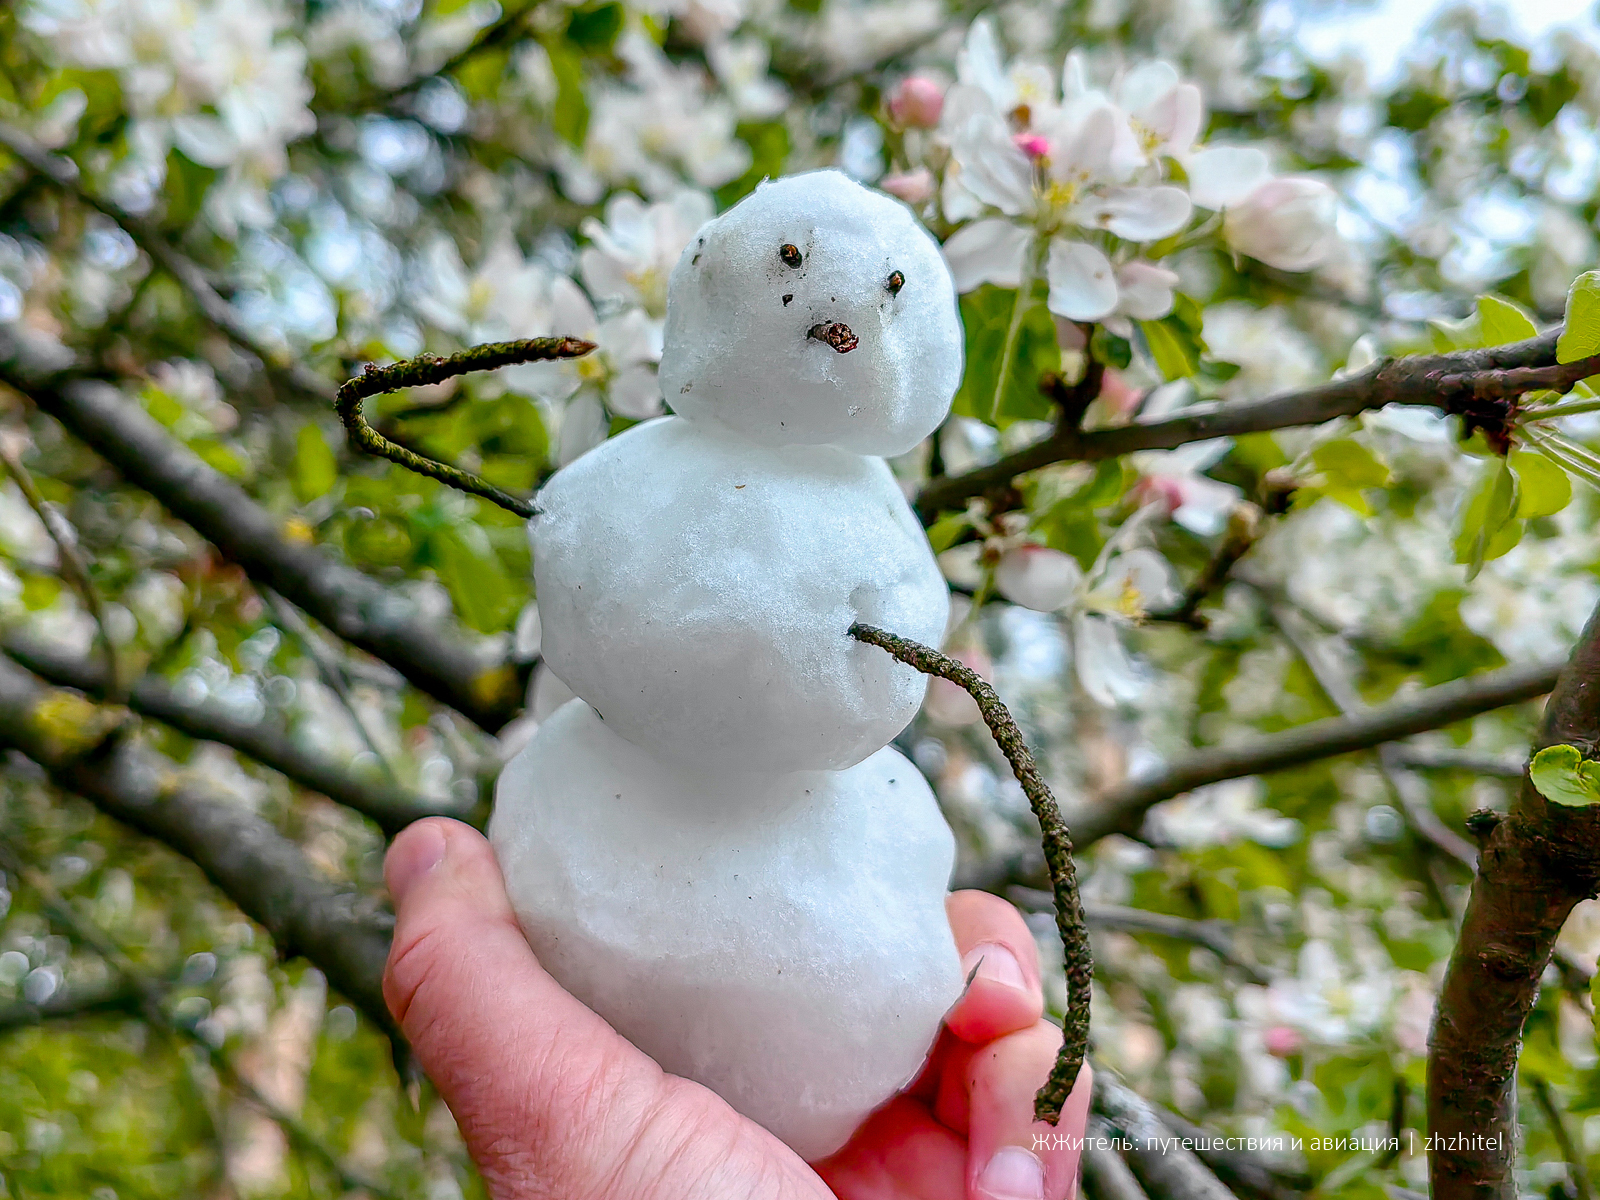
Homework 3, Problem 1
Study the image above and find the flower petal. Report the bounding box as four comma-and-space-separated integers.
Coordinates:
1046, 238, 1118, 320
1186, 146, 1271, 210
608, 365, 663, 419
1091, 185, 1192, 241
1114, 261, 1180, 320
995, 545, 1083, 611
950, 111, 1037, 217
942, 218, 1031, 291
1073, 612, 1147, 708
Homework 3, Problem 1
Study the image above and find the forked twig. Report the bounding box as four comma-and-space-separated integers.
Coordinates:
848, 621, 1090, 1124
335, 337, 595, 518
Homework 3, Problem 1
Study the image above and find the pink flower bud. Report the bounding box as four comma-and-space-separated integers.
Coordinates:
888, 76, 945, 129
881, 168, 936, 205
1098, 367, 1143, 416
1263, 1025, 1303, 1057
1131, 474, 1187, 515
1013, 132, 1051, 160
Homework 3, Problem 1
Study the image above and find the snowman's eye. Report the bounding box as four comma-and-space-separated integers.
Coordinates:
779, 244, 802, 268
886, 270, 904, 296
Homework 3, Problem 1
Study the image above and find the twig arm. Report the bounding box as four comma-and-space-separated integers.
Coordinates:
334, 338, 595, 519
848, 621, 1090, 1124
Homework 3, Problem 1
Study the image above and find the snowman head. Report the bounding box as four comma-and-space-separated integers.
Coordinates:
659, 170, 963, 457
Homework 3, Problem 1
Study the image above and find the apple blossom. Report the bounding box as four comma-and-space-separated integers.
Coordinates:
1224, 177, 1341, 271
880, 167, 936, 204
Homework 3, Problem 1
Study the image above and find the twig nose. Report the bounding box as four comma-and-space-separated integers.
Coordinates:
808, 322, 859, 353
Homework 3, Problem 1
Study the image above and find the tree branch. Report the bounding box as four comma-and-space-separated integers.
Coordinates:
1082, 1117, 1151, 1200
0, 655, 398, 1047
0, 835, 400, 1199
915, 332, 1569, 521
959, 656, 1561, 893
0, 976, 140, 1032
849, 621, 1089, 1125
1092, 1071, 1236, 1200
1012, 891, 1270, 985
1073, 657, 1560, 850
1, 367, 522, 731
0, 635, 450, 836
1429, 598, 1600, 1200
0, 122, 333, 405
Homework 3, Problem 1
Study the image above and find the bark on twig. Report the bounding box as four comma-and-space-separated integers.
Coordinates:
1082, 1116, 1150, 1200
1428, 600, 1600, 1200
1, 635, 450, 836
1, 368, 521, 731
848, 621, 1090, 1124
335, 339, 594, 518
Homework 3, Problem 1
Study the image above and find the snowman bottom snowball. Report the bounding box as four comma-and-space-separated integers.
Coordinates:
489, 698, 964, 1160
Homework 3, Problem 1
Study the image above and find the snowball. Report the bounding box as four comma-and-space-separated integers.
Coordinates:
660, 170, 963, 458
489, 699, 963, 1159
532, 416, 949, 772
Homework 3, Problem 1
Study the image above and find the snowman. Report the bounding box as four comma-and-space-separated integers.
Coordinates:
490, 169, 968, 1159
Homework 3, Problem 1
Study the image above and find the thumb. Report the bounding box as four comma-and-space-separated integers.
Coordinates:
382, 818, 669, 1195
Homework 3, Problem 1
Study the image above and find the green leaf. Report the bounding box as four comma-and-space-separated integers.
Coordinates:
1141, 317, 1200, 381
1509, 450, 1572, 518
951, 285, 1061, 426
292, 424, 337, 504
926, 512, 971, 554
1529, 744, 1600, 807
1304, 438, 1391, 514
1558, 271, 1600, 364
565, 2, 624, 51
1453, 458, 1521, 580
543, 38, 588, 146
1090, 327, 1131, 370
1476, 294, 1538, 346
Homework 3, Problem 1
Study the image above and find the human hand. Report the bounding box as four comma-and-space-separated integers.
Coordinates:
383, 817, 1091, 1200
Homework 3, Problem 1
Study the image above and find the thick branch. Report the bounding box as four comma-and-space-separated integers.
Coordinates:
0, 656, 397, 1044
849, 622, 1089, 1124
2, 368, 521, 731
1, 636, 449, 836
336, 338, 594, 518
915, 332, 1566, 520
1429, 600, 1600, 1200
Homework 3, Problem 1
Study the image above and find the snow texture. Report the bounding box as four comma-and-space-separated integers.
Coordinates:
489, 699, 963, 1160
660, 169, 963, 458
531, 415, 949, 772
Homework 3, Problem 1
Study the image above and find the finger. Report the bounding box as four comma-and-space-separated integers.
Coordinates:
965, 1023, 1092, 1200
944, 891, 1043, 1044
382, 818, 668, 1191
812, 1095, 966, 1200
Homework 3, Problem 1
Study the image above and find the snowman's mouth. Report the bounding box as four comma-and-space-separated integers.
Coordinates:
808, 321, 859, 353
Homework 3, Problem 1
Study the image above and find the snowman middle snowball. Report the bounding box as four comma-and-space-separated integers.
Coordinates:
493, 170, 967, 1159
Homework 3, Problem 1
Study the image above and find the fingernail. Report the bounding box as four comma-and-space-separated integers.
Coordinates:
975, 1145, 1046, 1200
387, 822, 447, 904
961, 942, 1027, 992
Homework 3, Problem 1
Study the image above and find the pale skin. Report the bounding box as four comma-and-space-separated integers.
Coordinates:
383, 817, 1093, 1200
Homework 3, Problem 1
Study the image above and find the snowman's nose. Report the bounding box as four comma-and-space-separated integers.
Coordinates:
808, 321, 859, 353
